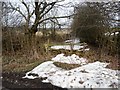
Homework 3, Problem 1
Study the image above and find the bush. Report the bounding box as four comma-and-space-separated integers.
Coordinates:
71, 4, 106, 46
116, 33, 120, 55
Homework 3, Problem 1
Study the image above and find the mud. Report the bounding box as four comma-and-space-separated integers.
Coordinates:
2, 72, 67, 90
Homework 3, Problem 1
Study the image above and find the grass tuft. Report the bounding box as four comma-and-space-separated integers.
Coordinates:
53, 62, 80, 70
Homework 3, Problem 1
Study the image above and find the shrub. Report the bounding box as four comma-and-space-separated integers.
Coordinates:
71, 3, 106, 46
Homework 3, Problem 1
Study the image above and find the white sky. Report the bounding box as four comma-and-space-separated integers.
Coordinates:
5, 0, 82, 28
3, 0, 119, 27
2, 0, 119, 2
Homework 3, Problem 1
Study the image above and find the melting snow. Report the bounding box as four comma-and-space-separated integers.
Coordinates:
51, 45, 85, 50
84, 48, 90, 51
51, 39, 89, 51
52, 53, 87, 65
105, 32, 119, 36
111, 32, 119, 36
65, 38, 80, 44
23, 54, 119, 88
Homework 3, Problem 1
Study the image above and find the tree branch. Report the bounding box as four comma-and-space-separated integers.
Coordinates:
40, 2, 56, 19
38, 14, 74, 24
22, 0, 30, 15
9, 3, 27, 21
30, 10, 35, 17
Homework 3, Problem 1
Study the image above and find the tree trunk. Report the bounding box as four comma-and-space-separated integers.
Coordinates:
26, 25, 39, 60
30, 34, 39, 59
30, 24, 38, 35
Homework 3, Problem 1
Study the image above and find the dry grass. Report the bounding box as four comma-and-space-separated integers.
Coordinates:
2, 29, 67, 73
2, 28, 119, 73
82, 46, 119, 70
54, 62, 80, 70
2, 53, 54, 72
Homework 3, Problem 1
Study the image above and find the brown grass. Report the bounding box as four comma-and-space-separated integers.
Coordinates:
54, 62, 80, 70
2, 28, 119, 73
2, 53, 54, 72
2, 28, 67, 72
82, 46, 119, 70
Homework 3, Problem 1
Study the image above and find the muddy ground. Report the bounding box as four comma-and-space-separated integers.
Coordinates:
2, 72, 67, 90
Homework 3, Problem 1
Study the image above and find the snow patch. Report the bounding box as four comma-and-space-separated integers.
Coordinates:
47, 61, 119, 88
111, 32, 119, 36
105, 32, 119, 36
65, 38, 80, 44
52, 53, 87, 65
23, 55, 119, 88
23, 61, 65, 79
51, 45, 84, 50
51, 39, 89, 51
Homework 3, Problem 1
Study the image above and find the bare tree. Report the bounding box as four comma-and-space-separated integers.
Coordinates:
9, 0, 73, 36
8, 0, 74, 59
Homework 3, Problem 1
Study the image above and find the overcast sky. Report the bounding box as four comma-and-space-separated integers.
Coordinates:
5, 0, 82, 28
3, 0, 119, 2
3, 0, 119, 28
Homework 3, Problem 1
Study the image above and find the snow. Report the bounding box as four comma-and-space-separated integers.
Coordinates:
52, 53, 87, 65
84, 48, 90, 51
111, 32, 119, 36
115, 32, 119, 35
51, 39, 90, 51
78, 48, 90, 51
48, 61, 119, 88
51, 45, 84, 50
65, 38, 80, 44
105, 32, 119, 36
23, 55, 119, 88
23, 61, 65, 79
105, 32, 110, 36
